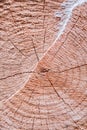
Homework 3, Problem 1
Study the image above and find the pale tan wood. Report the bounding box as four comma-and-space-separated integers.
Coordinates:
0, 0, 65, 102
0, 1, 87, 130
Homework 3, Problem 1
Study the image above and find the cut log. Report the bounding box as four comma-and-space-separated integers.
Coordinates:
0, 1, 87, 130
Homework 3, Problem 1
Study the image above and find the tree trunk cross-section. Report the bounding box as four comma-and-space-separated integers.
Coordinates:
0, 0, 65, 102
0, 0, 87, 130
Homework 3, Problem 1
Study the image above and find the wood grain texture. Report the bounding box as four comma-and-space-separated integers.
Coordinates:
0, 0, 65, 102
0, 1, 87, 130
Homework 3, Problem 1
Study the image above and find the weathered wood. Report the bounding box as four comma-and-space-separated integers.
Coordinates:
0, 0, 87, 130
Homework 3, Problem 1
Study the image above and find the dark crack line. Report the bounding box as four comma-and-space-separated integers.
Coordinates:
53, 63, 87, 74
3, 24, 26, 57
38, 64, 87, 75
47, 77, 82, 129
0, 71, 35, 80
47, 77, 73, 110
6, 7, 26, 57
32, 39, 39, 61
9, 39, 26, 57
2, 64, 85, 81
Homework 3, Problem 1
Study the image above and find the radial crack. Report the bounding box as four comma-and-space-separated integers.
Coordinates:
58, 63, 87, 73
0, 71, 35, 80
32, 39, 39, 61
47, 77, 82, 129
